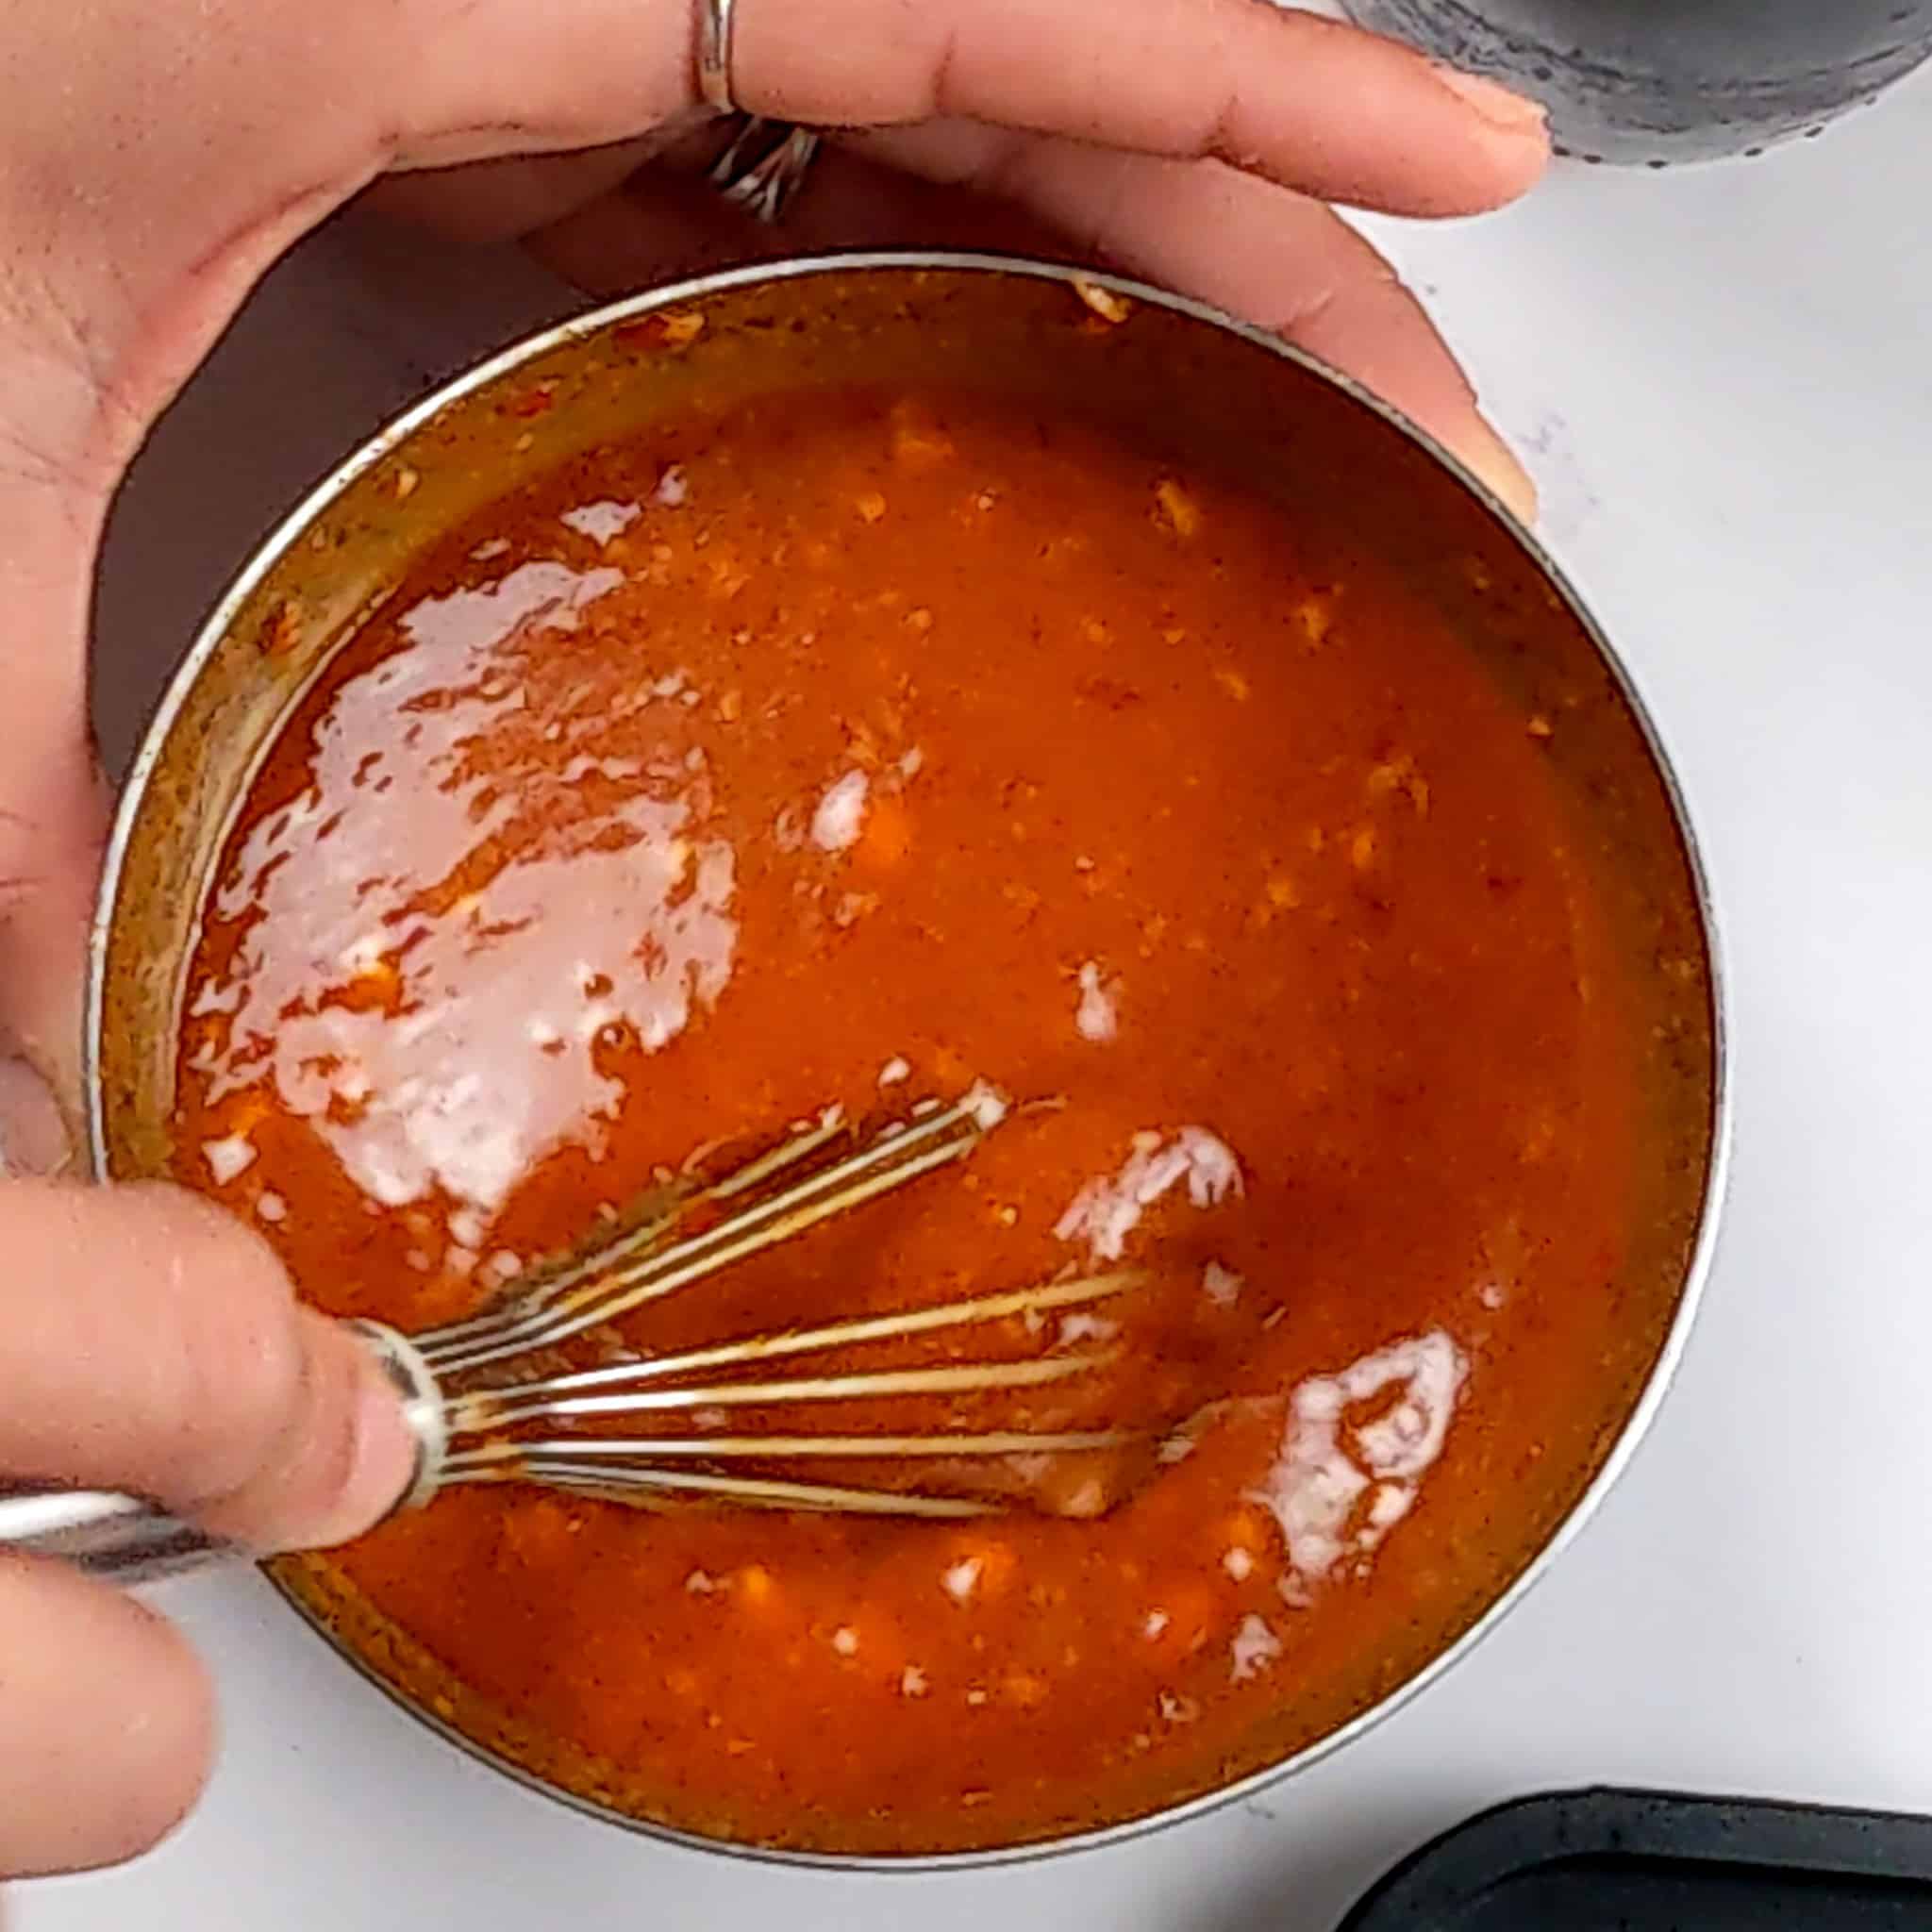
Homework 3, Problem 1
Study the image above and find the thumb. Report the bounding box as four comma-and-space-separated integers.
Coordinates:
0, 398, 118, 1166
0, 741, 111, 1163
0, 1059, 71, 1180
0, 1180, 417, 1553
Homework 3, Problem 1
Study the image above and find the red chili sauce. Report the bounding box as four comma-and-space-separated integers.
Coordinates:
172, 383, 1675, 1855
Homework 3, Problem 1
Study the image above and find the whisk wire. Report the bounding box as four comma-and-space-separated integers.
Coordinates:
526, 1467, 1003, 1520
447, 1426, 1126, 1474
450, 1268, 1140, 1431
360, 1091, 1151, 1522
461, 1351, 1105, 1430
423, 1102, 983, 1376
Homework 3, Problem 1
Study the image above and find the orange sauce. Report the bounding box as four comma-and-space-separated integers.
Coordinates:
174, 384, 1674, 1853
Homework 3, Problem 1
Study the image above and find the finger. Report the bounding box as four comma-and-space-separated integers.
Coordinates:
0, 1180, 415, 1552
0, 459, 113, 1160
0, 1555, 214, 1877
521, 135, 1534, 521
722, 0, 1547, 216
846, 122, 1538, 519
0, 737, 111, 1154
355, 0, 1543, 213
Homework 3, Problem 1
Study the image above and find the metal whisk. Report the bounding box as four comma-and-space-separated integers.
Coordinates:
1, 1094, 1139, 1582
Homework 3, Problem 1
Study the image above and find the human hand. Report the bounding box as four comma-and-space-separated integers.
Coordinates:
0, 0, 1547, 1879
0, 1180, 416, 1878
375, 8, 1548, 527
0, 0, 1545, 1143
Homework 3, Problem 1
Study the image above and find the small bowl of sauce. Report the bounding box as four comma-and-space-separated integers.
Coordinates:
88, 257, 1725, 1862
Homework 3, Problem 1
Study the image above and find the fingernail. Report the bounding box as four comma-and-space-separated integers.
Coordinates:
1432, 64, 1549, 134
1466, 412, 1540, 525
303, 1333, 421, 1549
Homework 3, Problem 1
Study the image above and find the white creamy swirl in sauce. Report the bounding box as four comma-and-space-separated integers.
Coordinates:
1053, 1126, 1242, 1263
1248, 1329, 1468, 1593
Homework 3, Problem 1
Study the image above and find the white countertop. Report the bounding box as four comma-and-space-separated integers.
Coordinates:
29, 64, 1932, 1931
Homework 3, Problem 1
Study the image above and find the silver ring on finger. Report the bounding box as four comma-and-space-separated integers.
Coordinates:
697, 0, 745, 112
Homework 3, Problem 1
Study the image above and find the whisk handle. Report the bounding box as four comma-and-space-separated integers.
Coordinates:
0, 1484, 236, 1585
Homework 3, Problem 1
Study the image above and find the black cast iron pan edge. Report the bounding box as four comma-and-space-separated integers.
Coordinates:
1339, 1786, 1932, 1926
